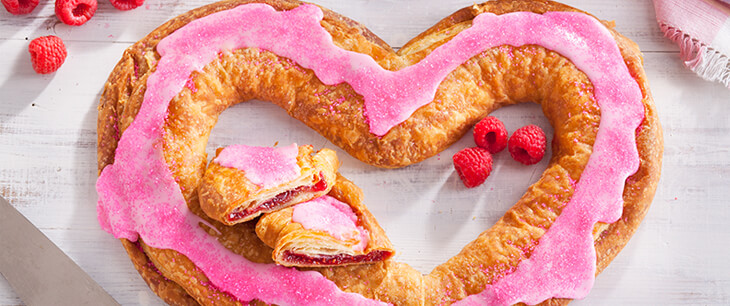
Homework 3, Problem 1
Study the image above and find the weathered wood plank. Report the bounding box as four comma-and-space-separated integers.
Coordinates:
1, 0, 729, 305
0, 1, 674, 51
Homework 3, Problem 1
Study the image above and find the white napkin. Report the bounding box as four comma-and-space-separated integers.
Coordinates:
654, 0, 730, 88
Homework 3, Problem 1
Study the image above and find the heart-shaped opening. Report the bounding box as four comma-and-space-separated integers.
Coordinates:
207, 101, 553, 273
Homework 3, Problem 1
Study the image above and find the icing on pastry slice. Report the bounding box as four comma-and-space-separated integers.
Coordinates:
256, 176, 395, 267
199, 144, 338, 225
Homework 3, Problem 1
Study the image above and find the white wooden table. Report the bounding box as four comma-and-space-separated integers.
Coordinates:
1, 0, 729, 305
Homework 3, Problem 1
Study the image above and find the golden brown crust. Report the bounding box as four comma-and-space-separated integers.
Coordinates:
119, 240, 200, 306
198, 145, 339, 225
97, 0, 663, 305
256, 174, 395, 267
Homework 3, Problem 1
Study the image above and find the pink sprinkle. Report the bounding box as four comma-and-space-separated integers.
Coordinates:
184, 76, 197, 93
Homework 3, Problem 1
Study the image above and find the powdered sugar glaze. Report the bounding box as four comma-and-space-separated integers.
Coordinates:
96, 3, 643, 305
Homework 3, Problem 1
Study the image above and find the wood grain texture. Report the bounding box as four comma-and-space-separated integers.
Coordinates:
1, 0, 729, 305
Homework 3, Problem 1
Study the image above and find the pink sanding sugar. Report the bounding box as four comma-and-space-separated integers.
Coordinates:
292, 195, 369, 251
214, 144, 300, 189
96, 3, 643, 304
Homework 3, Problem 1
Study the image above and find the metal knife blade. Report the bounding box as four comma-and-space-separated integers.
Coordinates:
0, 195, 120, 306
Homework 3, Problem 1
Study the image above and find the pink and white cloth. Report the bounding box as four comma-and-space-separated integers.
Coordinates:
654, 0, 730, 88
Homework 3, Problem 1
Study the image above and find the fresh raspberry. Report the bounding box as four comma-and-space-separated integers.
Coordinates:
28, 36, 67, 74
109, 0, 143, 11
55, 0, 97, 26
473, 116, 508, 154
453, 147, 493, 188
2, 0, 40, 14
508, 125, 547, 165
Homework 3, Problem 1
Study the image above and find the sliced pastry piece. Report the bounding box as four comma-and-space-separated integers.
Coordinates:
199, 143, 338, 225
256, 176, 395, 267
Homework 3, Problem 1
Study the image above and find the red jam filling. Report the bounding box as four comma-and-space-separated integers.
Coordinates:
282, 250, 393, 266
226, 172, 328, 222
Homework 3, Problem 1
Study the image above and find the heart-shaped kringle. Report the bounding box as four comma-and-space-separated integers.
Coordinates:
96, 0, 662, 304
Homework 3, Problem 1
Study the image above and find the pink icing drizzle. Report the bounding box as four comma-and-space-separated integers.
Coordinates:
95, 3, 643, 305
452, 12, 643, 306
214, 143, 300, 189
292, 195, 369, 251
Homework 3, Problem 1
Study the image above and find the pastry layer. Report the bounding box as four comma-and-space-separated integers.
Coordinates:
198, 144, 338, 225
256, 179, 395, 267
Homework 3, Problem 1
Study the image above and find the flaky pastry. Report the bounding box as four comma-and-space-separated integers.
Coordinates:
199, 144, 338, 225
96, 0, 663, 305
256, 175, 395, 267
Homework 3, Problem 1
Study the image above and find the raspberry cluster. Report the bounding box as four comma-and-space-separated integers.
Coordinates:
3, 0, 147, 74
453, 116, 547, 188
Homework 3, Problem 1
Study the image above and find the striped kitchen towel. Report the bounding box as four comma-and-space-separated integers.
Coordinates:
654, 0, 730, 88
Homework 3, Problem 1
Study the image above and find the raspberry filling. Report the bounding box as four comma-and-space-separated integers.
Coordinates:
226, 172, 328, 223
282, 250, 393, 266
